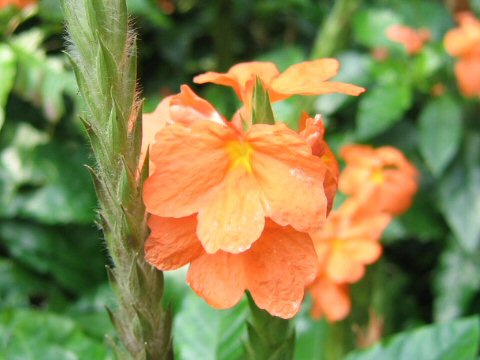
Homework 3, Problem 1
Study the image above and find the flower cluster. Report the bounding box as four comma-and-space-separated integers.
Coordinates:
386, 25, 431, 55
308, 145, 418, 321
444, 12, 480, 97
142, 60, 364, 318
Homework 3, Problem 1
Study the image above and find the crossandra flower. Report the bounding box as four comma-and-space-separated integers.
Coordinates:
386, 25, 431, 55
444, 12, 480, 97
0, 0, 36, 9
444, 12, 480, 58
143, 101, 329, 254
310, 201, 391, 284
308, 144, 417, 322
339, 145, 418, 215
308, 274, 351, 322
142, 59, 365, 318
307, 200, 390, 322
194, 59, 365, 116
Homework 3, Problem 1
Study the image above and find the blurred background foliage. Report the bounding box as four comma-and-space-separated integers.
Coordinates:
0, 0, 479, 359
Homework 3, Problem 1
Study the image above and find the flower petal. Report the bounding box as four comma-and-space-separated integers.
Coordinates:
455, 57, 480, 97
194, 62, 280, 101
197, 168, 265, 254
141, 96, 172, 172
340, 239, 382, 264
145, 215, 203, 270
170, 85, 226, 126
144, 121, 234, 218
309, 275, 351, 321
249, 123, 328, 232
271, 59, 365, 96
245, 221, 318, 319
187, 251, 247, 309
326, 247, 366, 283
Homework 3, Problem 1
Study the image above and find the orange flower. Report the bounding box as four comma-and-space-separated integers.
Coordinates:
0, 0, 35, 9
143, 86, 333, 255
146, 216, 318, 318
444, 12, 480, 97
386, 25, 431, 55
142, 61, 365, 318
298, 113, 339, 213
444, 12, 480, 58
310, 202, 391, 284
309, 274, 351, 321
339, 145, 418, 215
453, 56, 480, 97
194, 59, 365, 113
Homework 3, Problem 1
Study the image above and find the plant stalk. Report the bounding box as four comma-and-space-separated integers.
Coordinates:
63, 1, 172, 358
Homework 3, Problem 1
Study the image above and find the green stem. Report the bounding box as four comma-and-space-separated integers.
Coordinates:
63, 1, 172, 358
301, 0, 363, 114
311, 0, 362, 60
245, 294, 296, 360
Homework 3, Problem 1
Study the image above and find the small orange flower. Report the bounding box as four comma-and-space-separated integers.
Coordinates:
309, 274, 351, 321
444, 12, 480, 97
339, 145, 418, 215
194, 59, 365, 114
0, 0, 35, 9
146, 216, 318, 318
444, 12, 480, 58
386, 25, 431, 55
310, 202, 391, 284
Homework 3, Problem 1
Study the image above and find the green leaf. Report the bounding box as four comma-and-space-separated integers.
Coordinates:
345, 316, 480, 360
0, 123, 96, 224
0, 221, 106, 295
0, 44, 16, 131
0, 309, 113, 360
437, 135, 480, 251
419, 96, 463, 177
173, 291, 247, 360
67, 283, 116, 340
9, 30, 77, 123
0, 258, 67, 310
256, 46, 305, 71
294, 315, 329, 360
352, 8, 402, 48
356, 82, 411, 139
252, 77, 275, 125
434, 242, 480, 322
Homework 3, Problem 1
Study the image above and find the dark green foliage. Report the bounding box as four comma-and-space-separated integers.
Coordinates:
1, 0, 480, 358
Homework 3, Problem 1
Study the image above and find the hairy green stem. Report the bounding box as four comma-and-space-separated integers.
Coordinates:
63, 1, 172, 358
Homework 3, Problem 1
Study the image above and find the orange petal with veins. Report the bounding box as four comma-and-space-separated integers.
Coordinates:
145, 215, 203, 270
187, 251, 247, 309
197, 168, 265, 254
272, 59, 365, 97
246, 221, 318, 318
309, 275, 351, 321
143, 121, 233, 217
249, 123, 328, 232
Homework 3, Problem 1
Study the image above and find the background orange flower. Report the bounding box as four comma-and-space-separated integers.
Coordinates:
386, 25, 431, 55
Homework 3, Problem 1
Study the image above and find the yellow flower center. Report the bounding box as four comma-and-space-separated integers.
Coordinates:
370, 168, 384, 184
226, 141, 253, 173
